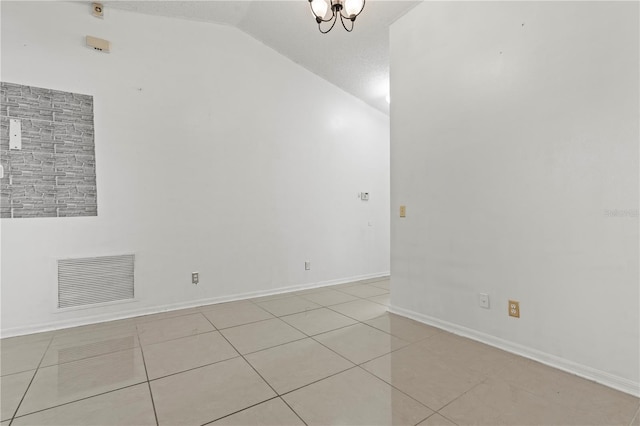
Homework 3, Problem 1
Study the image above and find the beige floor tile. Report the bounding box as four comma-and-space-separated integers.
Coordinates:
134, 307, 202, 324
283, 367, 432, 425
338, 284, 389, 298
294, 286, 332, 296
221, 318, 306, 354
17, 348, 147, 416
51, 319, 137, 339
151, 357, 276, 426
440, 377, 597, 425
137, 313, 214, 345
1, 338, 50, 376
257, 296, 322, 317
329, 299, 388, 321
417, 332, 521, 376
198, 300, 238, 311
365, 313, 440, 343
362, 343, 484, 410
631, 408, 640, 426
202, 301, 274, 329
212, 398, 304, 425
367, 293, 391, 306
12, 383, 156, 426
1, 331, 55, 346
41, 324, 139, 367
280, 308, 357, 336
1, 370, 34, 421
314, 323, 408, 364
370, 280, 391, 290
418, 413, 457, 426
142, 331, 238, 379
250, 293, 297, 303
245, 338, 354, 394
299, 290, 359, 306
497, 359, 640, 425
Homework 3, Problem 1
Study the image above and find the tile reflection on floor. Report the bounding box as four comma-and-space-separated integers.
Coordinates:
1, 277, 638, 425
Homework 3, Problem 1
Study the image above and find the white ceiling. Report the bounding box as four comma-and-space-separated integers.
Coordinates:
105, 1, 420, 114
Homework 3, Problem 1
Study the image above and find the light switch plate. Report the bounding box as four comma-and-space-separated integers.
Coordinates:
479, 293, 490, 308
9, 119, 21, 150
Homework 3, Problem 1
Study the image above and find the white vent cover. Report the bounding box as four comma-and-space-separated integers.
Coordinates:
58, 255, 134, 309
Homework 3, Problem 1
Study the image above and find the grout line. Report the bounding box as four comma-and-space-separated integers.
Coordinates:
198, 318, 273, 393
198, 314, 306, 425
8, 336, 54, 424
353, 364, 438, 414
435, 378, 487, 414
135, 333, 159, 426
278, 395, 309, 426
276, 365, 360, 398
210, 316, 277, 331
139, 329, 220, 350
134, 309, 208, 325
37, 342, 140, 370
147, 355, 242, 382
418, 412, 459, 426
629, 405, 640, 426
276, 304, 442, 416
9, 382, 147, 423
283, 318, 360, 338
199, 396, 281, 426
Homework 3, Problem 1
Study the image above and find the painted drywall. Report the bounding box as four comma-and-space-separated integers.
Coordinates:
0, 1, 390, 335
390, 1, 639, 395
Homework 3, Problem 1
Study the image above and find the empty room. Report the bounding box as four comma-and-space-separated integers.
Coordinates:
0, 0, 638, 425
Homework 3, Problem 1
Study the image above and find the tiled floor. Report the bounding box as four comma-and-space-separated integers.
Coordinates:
1, 277, 639, 426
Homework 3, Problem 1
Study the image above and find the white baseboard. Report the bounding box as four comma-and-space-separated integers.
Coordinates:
389, 305, 640, 398
0, 271, 390, 338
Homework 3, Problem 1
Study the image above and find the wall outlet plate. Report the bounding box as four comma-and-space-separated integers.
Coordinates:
509, 300, 520, 317
86, 35, 111, 53
400, 205, 406, 217
192, 272, 199, 285
304, 261, 311, 271
479, 293, 490, 308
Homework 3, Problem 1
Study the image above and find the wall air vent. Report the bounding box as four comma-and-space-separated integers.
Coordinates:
58, 254, 134, 309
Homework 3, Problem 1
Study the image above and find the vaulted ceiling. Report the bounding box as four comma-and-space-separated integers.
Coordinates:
106, 1, 420, 114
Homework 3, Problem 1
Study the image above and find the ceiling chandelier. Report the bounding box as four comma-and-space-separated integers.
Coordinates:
308, 0, 366, 34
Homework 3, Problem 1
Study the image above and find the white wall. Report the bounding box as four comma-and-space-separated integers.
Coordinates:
390, 1, 639, 395
0, 1, 390, 335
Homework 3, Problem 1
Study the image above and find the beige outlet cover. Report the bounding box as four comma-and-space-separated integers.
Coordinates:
86, 35, 110, 53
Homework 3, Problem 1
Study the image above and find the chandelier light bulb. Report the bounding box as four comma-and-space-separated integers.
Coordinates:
343, 0, 365, 19
310, 0, 331, 22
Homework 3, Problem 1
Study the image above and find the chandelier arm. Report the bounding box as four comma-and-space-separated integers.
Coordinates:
319, 13, 339, 33
339, 14, 355, 32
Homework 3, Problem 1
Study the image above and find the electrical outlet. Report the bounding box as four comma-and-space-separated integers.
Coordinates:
399, 205, 406, 217
509, 300, 520, 318
192, 272, 199, 285
479, 293, 490, 309
304, 261, 311, 271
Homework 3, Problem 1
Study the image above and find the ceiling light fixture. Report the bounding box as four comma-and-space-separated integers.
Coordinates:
309, 0, 365, 34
